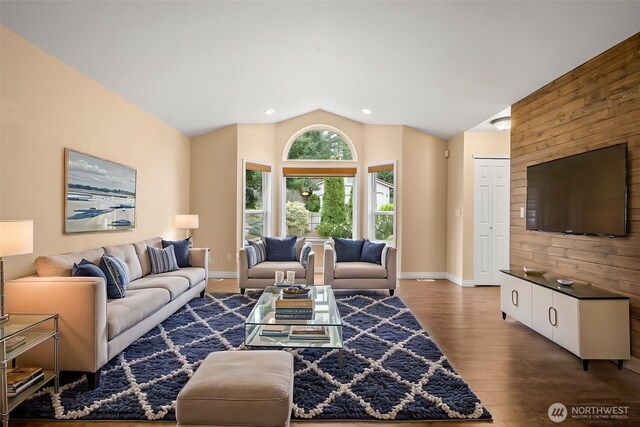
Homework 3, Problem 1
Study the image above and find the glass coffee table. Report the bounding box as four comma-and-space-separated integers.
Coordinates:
244, 285, 344, 367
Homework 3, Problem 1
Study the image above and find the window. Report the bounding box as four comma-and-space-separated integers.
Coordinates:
243, 161, 271, 240
368, 163, 395, 244
282, 128, 357, 240
287, 129, 353, 160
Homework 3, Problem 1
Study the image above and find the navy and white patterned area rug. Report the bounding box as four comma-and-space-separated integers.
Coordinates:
15, 293, 491, 422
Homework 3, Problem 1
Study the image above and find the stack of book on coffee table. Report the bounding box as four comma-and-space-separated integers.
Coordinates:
7, 367, 44, 398
289, 325, 329, 341
275, 288, 313, 320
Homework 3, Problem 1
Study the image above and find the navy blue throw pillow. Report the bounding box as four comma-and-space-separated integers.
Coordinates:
264, 236, 297, 261
333, 238, 364, 263
72, 259, 107, 281
360, 240, 386, 264
162, 238, 191, 268
98, 255, 130, 299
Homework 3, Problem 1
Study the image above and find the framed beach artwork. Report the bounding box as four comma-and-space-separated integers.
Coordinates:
65, 148, 137, 233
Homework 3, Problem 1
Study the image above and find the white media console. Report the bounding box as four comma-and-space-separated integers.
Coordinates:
500, 270, 630, 371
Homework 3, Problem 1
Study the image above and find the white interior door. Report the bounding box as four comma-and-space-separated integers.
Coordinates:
474, 158, 510, 285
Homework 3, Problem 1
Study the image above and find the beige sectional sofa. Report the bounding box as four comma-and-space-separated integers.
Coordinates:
6, 237, 209, 388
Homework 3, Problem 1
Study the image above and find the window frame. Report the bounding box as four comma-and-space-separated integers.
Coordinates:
242, 159, 272, 243
367, 160, 397, 245
280, 162, 359, 243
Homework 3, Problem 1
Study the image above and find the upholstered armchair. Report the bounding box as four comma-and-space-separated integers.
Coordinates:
238, 237, 315, 294
323, 239, 397, 295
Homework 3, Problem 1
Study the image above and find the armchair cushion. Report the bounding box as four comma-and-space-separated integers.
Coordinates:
162, 238, 191, 268
360, 240, 385, 264
248, 262, 305, 279
333, 238, 364, 262
334, 262, 387, 279
265, 236, 297, 261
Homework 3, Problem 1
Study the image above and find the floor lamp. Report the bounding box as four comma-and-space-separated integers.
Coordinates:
0, 220, 34, 323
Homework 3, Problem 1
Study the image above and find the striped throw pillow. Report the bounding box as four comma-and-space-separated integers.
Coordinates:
248, 239, 266, 264
148, 245, 179, 274
245, 245, 258, 268
99, 255, 130, 299
300, 242, 312, 268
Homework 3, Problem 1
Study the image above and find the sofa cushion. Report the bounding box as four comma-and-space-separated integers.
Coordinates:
107, 288, 170, 340
265, 236, 297, 261
149, 245, 179, 274
162, 238, 191, 268
104, 243, 143, 281
333, 238, 364, 263
99, 255, 130, 299
300, 242, 312, 268
153, 267, 206, 287
360, 240, 386, 265
248, 261, 305, 279
36, 247, 105, 277
127, 275, 190, 300
295, 237, 305, 261
334, 262, 387, 279
245, 245, 258, 268
133, 237, 162, 276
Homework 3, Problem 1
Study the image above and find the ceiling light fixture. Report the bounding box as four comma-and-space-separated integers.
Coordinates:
361, 108, 372, 115
490, 116, 511, 131
264, 109, 274, 115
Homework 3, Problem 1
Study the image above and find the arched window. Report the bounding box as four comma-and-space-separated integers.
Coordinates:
282, 127, 357, 239
286, 129, 354, 160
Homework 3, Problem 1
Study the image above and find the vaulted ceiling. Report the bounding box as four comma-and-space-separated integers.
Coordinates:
1, 1, 639, 139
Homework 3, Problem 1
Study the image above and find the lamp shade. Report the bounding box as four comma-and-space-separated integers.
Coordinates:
0, 220, 34, 257
174, 214, 199, 229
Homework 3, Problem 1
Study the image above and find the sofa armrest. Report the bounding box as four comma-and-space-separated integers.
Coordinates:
238, 247, 249, 287
5, 277, 108, 373
189, 247, 210, 282
385, 246, 398, 285
323, 243, 336, 285
304, 251, 315, 285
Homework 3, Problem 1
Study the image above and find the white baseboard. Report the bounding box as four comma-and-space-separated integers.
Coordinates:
625, 356, 640, 374
208, 271, 238, 279
398, 272, 448, 280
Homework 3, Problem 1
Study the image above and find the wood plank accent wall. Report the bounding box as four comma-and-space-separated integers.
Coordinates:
510, 32, 640, 358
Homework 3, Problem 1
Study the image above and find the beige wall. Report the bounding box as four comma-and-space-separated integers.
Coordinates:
190, 125, 238, 272
446, 133, 465, 279
401, 127, 448, 273
0, 27, 190, 280
446, 131, 510, 282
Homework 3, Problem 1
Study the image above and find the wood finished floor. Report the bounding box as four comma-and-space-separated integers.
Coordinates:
11, 277, 640, 427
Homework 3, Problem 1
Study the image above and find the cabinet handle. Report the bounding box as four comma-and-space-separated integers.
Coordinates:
548, 307, 558, 326
512, 290, 519, 307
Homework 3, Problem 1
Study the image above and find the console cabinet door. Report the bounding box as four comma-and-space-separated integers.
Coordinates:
552, 292, 579, 356
531, 285, 553, 340
513, 279, 532, 328
500, 274, 517, 319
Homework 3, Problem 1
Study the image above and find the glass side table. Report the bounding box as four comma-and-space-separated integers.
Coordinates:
0, 313, 59, 427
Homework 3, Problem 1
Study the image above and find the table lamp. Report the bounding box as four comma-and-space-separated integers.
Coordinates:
0, 220, 34, 323
174, 214, 199, 246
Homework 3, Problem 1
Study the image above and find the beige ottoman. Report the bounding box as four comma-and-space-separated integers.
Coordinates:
176, 350, 294, 427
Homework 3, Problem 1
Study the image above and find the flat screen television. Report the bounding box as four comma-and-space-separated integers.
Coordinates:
526, 143, 627, 237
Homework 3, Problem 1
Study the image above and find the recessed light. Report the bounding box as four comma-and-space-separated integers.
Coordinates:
361, 108, 372, 115
264, 109, 275, 115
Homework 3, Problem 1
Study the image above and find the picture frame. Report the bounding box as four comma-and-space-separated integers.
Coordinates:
64, 148, 137, 233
